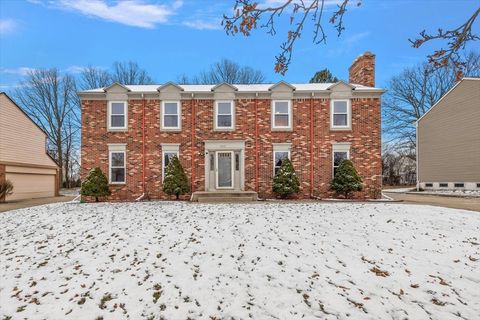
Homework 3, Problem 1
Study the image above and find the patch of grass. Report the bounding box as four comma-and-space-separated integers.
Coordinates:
16, 306, 26, 312
99, 293, 113, 309
153, 291, 161, 304
78, 297, 86, 305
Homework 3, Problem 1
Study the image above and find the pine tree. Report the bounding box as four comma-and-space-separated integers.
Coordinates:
162, 155, 190, 200
80, 167, 111, 202
272, 158, 300, 198
331, 160, 363, 198
309, 68, 339, 83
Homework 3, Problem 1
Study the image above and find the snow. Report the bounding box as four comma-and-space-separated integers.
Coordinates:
80, 82, 383, 93
1, 202, 479, 320
383, 187, 416, 193
410, 190, 480, 198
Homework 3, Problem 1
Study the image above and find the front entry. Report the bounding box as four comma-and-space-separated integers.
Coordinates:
204, 140, 245, 192
216, 151, 234, 189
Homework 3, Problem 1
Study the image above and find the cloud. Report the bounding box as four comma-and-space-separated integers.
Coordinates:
0, 67, 36, 76
0, 19, 17, 36
39, 0, 184, 28
343, 31, 370, 45
182, 19, 221, 30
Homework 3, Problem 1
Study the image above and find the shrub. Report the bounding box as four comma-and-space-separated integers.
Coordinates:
272, 158, 300, 198
331, 160, 363, 198
80, 167, 111, 202
0, 179, 14, 202
162, 155, 190, 199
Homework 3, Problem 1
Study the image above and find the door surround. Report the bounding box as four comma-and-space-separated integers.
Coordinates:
204, 140, 245, 191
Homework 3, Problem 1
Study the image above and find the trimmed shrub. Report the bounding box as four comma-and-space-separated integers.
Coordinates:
331, 160, 363, 198
80, 167, 111, 202
162, 155, 190, 199
0, 180, 14, 202
272, 158, 300, 198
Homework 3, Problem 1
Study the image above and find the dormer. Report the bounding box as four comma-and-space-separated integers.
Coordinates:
104, 83, 130, 100
269, 81, 295, 99
157, 82, 184, 100
211, 83, 238, 100
327, 81, 354, 99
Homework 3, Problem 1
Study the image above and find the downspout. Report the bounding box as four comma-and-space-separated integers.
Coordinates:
191, 93, 196, 193
137, 93, 146, 201
416, 121, 419, 191
310, 92, 315, 198
255, 93, 259, 193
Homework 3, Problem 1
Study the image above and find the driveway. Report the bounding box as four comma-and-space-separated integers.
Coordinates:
0, 196, 75, 213
1, 201, 479, 319
384, 191, 480, 212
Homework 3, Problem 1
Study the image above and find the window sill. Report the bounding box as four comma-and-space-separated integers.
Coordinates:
107, 128, 128, 132
330, 127, 352, 131
161, 128, 182, 132
271, 127, 293, 132
213, 128, 235, 132
109, 182, 126, 185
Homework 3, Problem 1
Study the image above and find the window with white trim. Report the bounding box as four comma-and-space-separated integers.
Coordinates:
108, 101, 127, 130
161, 101, 181, 129
215, 101, 234, 130
108, 144, 126, 184
332, 143, 350, 177
273, 143, 291, 175
331, 100, 351, 129
162, 144, 180, 181
272, 100, 292, 129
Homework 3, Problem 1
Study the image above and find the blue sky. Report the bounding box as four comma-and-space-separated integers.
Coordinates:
0, 0, 478, 90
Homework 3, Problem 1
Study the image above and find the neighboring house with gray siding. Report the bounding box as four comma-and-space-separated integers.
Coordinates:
417, 77, 480, 190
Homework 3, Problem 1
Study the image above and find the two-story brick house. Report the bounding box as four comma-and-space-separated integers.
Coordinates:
79, 52, 383, 201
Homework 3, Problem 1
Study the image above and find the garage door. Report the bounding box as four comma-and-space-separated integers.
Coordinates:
6, 172, 55, 201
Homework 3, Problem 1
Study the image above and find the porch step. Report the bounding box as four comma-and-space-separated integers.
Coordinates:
191, 191, 258, 202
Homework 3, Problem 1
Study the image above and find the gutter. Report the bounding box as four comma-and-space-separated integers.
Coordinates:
416, 121, 419, 191
255, 93, 259, 193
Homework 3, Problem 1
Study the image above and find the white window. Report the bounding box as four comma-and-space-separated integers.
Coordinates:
161, 144, 180, 181
108, 101, 127, 130
272, 100, 292, 129
215, 101, 234, 130
273, 143, 291, 175
331, 100, 351, 129
161, 101, 181, 130
332, 143, 350, 177
108, 144, 126, 184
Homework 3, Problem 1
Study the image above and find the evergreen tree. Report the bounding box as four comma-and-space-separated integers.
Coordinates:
272, 158, 300, 198
331, 160, 363, 198
162, 155, 190, 199
80, 167, 111, 202
309, 68, 339, 83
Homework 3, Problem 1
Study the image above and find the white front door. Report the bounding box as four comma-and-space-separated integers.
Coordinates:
216, 151, 234, 189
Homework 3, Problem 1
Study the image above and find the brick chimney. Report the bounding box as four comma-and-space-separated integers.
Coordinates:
349, 52, 375, 87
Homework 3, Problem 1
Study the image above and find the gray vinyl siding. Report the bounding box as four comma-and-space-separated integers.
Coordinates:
417, 79, 480, 183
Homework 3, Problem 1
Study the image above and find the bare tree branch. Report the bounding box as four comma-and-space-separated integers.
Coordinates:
223, 0, 359, 75
409, 7, 480, 80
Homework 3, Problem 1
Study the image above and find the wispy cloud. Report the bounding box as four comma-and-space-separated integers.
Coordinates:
0, 67, 36, 76
326, 31, 371, 56
183, 19, 222, 30
0, 19, 17, 36
32, 0, 184, 29
343, 31, 370, 45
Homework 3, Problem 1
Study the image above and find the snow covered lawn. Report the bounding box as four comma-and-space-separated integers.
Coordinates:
1, 202, 479, 320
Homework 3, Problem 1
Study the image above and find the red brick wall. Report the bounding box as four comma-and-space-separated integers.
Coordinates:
349, 52, 376, 87
81, 97, 381, 201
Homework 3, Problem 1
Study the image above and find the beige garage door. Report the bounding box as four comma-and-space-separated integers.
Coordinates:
6, 173, 55, 201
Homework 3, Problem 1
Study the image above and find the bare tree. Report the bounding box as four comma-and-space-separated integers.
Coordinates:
179, 59, 266, 84
383, 51, 480, 150
14, 69, 80, 188
110, 61, 155, 85
80, 66, 110, 90
223, 1, 478, 75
